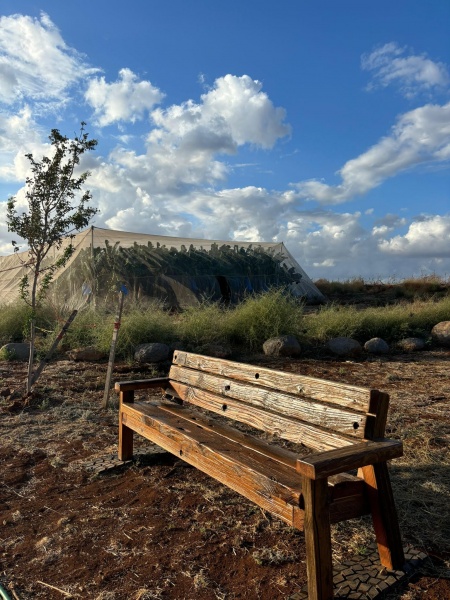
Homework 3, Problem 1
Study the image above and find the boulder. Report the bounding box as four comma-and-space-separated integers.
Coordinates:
327, 337, 362, 357
0, 343, 31, 361
364, 337, 390, 354
263, 335, 301, 357
431, 321, 450, 347
134, 343, 170, 364
67, 347, 107, 361
397, 337, 425, 352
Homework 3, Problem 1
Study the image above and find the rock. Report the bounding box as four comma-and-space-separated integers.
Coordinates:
67, 347, 107, 361
0, 343, 31, 361
397, 337, 425, 352
134, 343, 170, 363
364, 337, 390, 354
431, 321, 450, 347
263, 335, 301, 357
327, 337, 362, 357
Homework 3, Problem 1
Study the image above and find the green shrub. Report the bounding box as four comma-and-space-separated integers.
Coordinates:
224, 288, 304, 351
0, 303, 31, 344
178, 301, 227, 349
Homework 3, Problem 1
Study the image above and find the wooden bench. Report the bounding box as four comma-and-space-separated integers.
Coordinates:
115, 350, 405, 600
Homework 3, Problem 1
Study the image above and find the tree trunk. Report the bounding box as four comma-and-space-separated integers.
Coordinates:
27, 319, 35, 394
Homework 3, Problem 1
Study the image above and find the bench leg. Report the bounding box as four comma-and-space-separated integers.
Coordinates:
302, 477, 334, 600
361, 463, 405, 570
118, 390, 134, 461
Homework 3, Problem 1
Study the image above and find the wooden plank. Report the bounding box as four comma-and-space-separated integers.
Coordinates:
115, 377, 170, 393
364, 390, 390, 439
123, 402, 305, 492
118, 390, 134, 460
167, 381, 355, 451
361, 463, 405, 570
296, 439, 403, 480
121, 401, 369, 524
169, 365, 367, 438
121, 403, 306, 528
302, 477, 334, 600
160, 402, 370, 522
159, 401, 301, 468
173, 350, 371, 411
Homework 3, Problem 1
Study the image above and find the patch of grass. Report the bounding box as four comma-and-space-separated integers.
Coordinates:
223, 288, 304, 351
303, 296, 450, 343
178, 301, 227, 349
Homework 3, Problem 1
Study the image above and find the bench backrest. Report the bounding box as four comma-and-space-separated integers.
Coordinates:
167, 351, 389, 452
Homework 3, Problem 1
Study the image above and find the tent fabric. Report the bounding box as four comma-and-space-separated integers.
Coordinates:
0, 227, 325, 307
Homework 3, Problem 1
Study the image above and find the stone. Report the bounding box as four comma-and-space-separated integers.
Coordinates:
134, 342, 170, 364
431, 321, 450, 347
397, 337, 425, 352
364, 337, 390, 354
327, 337, 362, 357
67, 347, 107, 361
262, 335, 301, 357
0, 342, 31, 361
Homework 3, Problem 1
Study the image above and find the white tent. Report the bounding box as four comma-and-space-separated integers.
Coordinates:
0, 227, 325, 306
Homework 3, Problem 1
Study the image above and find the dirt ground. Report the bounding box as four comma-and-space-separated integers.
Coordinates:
1, 350, 449, 600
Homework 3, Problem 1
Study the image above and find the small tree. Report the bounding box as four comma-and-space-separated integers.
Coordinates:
6, 122, 98, 392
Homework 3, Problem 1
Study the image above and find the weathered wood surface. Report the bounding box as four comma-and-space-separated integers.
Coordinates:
118, 389, 134, 460
302, 476, 334, 600
169, 364, 367, 436
167, 380, 355, 452
173, 350, 371, 411
159, 402, 369, 519
115, 377, 170, 392
362, 463, 405, 570
121, 401, 305, 527
121, 401, 371, 525
364, 390, 390, 440
297, 439, 403, 480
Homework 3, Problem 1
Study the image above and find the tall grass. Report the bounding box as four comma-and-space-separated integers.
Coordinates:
304, 296, 450, 343
224, 288, 304, 350
1, 287, 449, 358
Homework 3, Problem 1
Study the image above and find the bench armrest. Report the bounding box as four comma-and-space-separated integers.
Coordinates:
115, 377, 170, 393
296, 439, 403, 480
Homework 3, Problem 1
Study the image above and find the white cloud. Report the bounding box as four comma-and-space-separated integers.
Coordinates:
85, 68, 165, 126
362, 42, 450, 98
0, 13, 97, 107
0, 106, 46, 181
379, 215, 450, 257
295, 102, 450, 204
200, 75, 291, 148
96, 74, 291, 197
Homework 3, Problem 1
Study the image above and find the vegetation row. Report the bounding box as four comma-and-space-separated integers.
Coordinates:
1, 284, 449, 361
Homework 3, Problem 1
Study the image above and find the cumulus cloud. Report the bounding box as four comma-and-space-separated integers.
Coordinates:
362, 42, 450, 98
0, 12, 97, 107
98, 74, 291, 196
0, 106, 46, 181
85, 68, 165, 126
295, 102, 450, 204
379, 215, 450, 256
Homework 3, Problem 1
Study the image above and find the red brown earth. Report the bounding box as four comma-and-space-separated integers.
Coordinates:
1, 350, 449, 599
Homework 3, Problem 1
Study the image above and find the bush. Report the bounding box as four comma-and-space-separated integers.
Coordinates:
224, 288, 304, 351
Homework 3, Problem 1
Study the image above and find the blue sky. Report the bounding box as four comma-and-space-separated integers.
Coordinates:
0, 1, 449, 280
